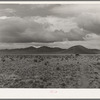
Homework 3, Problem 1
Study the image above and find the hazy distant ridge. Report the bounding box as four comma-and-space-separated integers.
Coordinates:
0, 45, 100, 54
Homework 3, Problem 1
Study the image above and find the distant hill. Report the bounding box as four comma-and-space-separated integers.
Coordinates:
0, 45, 100, 54
0, 46, 65, 54
60, 45, 100, 54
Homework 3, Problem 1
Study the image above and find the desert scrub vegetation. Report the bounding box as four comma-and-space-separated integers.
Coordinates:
0, 54, 100, 88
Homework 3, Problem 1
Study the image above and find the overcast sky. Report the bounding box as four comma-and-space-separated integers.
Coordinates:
0, 4, 100, 49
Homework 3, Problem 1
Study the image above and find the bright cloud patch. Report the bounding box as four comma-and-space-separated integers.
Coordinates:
34, 16, 78, 32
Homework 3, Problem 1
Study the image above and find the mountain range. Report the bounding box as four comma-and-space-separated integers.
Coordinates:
0, 45, 100, 54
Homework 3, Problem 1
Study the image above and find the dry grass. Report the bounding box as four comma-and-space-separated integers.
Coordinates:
0, 54, 100, 88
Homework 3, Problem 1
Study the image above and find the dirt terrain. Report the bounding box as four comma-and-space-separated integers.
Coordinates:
0, 54, 100, 88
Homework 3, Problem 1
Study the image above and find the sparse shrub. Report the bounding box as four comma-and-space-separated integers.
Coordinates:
28, 80, 34, 84
42, 77, 48, 82
97, 62, 100, 65
2, 59, 5, 62
34, 59, 38, 62
44, 61, 49, 66
61, 83, 66, 87
56, 67, 60, 71
39, 84, 44, 88
75, 54, 80, 56
47, 82, 52, 86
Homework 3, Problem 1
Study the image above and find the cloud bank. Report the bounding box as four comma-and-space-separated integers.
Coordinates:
0, 4, 100, 49
0, 16, 86, 43
0, 16, 67, 43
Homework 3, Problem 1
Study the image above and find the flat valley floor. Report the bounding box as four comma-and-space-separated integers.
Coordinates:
0, 54, 100, 88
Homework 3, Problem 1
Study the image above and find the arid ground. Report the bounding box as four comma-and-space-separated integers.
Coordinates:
0, 54, 100, 88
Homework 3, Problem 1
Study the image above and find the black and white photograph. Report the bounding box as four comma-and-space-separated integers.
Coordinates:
0, 2, 100, 88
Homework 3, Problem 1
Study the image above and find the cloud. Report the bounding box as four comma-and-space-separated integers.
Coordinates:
67, 28, 88, 41
0, 16, 87, 43
51, 4, 100, 17
0, 8, 15, 16
34, 16, 78, 32
34, 16, 90, 41
30, 4, 51, 9
0, 16, 70, 43
76, 13, 100, 35
83, 33, 100, 41
0, 4, 99, 49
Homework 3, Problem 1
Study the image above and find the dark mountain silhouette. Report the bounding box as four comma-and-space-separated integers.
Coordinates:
0, 46, 65, 54
36, 46, 64, 53
60, 45, 100, 54
0, 45, 100, 54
